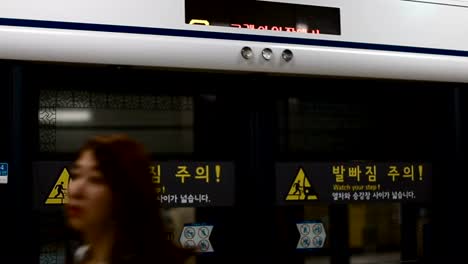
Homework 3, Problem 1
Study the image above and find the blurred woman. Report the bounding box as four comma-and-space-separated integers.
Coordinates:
66, 134, 191, 264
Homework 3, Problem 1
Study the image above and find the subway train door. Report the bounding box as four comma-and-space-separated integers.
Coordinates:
193, 77, 441, 264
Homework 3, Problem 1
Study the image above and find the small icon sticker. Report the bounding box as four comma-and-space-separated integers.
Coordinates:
199, 227, 209, 238
184, 240, 196, 248
199, 240, 210, 252
300, 224, 310, 235
301, 236, 311, 248
312, 224, 322, 235
179, 224, 214, 253
183, 227, 196, 239
313, 236, 324, 247
296, 221, 327, 249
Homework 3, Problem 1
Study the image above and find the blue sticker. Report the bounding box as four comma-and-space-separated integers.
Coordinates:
0, 163, 8, 176
0, 163, 8, 184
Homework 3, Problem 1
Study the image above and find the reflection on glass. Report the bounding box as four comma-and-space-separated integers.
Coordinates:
39, 90, 194, 153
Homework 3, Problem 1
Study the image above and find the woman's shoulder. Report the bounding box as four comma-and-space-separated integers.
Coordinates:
73, 245, 90, 264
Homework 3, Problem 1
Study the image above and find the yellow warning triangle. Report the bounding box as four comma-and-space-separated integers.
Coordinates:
286, 168, 318, 201
45, 168, 70, 204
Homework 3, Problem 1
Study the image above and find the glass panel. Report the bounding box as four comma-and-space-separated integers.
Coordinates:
37, 82, 197, 263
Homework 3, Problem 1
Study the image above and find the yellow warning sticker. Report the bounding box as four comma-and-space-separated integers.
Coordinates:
286, 167, 318, 201
45, 168, 70, 204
